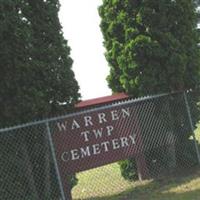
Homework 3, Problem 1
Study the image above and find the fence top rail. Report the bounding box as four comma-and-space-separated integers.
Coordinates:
0, 92, 175, 133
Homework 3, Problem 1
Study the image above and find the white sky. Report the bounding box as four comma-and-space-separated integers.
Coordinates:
59, 0, 111, 100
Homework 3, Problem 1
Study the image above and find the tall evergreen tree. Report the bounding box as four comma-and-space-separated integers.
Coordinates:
0, 0, 79, 199
99, 0, 200, 180
99, 0, 200, 96
0, 0, 80, 128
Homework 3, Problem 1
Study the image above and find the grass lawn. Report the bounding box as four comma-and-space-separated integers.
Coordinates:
71, 124, 200, 200
72, 163, 135, 200
72, 163, 200, 200
195, 123, 200, 142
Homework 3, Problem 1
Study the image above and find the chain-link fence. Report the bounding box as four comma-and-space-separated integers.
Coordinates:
0, 90, 200, 200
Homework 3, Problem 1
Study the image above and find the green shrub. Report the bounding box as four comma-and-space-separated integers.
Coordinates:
118, 159, 138, 181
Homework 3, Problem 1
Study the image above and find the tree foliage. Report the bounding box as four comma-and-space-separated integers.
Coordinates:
0, 0, 80, 198
99, 0, 200, 97
99, 0, 200, 181
0, 0, 80, 128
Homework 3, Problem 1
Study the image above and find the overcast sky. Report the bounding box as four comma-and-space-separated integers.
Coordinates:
59, 0, 111, 100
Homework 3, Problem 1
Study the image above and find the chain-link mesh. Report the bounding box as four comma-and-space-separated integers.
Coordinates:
0, 124, 61, 200
0, 90, 200, 200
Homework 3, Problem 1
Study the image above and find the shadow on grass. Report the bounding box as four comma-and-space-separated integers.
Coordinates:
75, 168, 200, 200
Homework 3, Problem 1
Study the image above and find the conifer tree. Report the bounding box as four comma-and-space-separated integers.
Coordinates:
0, 0, 79, 198
0, 0, 80, 128
99, 0, 200, 96
99, 0, 200, 180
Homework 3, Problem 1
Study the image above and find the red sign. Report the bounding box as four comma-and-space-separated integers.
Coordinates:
52, 103, 144, 174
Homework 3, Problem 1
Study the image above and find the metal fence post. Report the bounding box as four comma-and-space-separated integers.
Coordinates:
183, 91, 200, 164
46, 122, 66, 200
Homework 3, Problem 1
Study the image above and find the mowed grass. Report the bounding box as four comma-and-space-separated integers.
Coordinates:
195, 123, 200, 142
72, 125, 200, 200
72, 163, 135, 200
72, 163, 200, 200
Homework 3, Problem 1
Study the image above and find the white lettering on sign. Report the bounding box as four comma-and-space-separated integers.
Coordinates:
61, 152, 70, 162
112, 138, 120, 150
80, 125, 114, 142
56, 107, 130, 132
98, 113, 107, 124
93, 143, 101, 155
71, 149, 80, 160
80, 146, 91, 158
81, 131, 90, 142
101, 141, 110, 152
120, 137, 129, 147
106, 125, 114, 136
129, 134, 136, 144
57, 106, 135, 167
71, 120, 80, 130
57, 121, 68, 132
84, 116, 93, 127
122, 108, 130, 118
111, 110, 119, 121
93, 128, 103, 139
61, 134, 136, 162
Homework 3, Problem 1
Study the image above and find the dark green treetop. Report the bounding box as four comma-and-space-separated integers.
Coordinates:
0, 1, 79, 198
99, 0, 200, 97
0, 0, 80, 127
